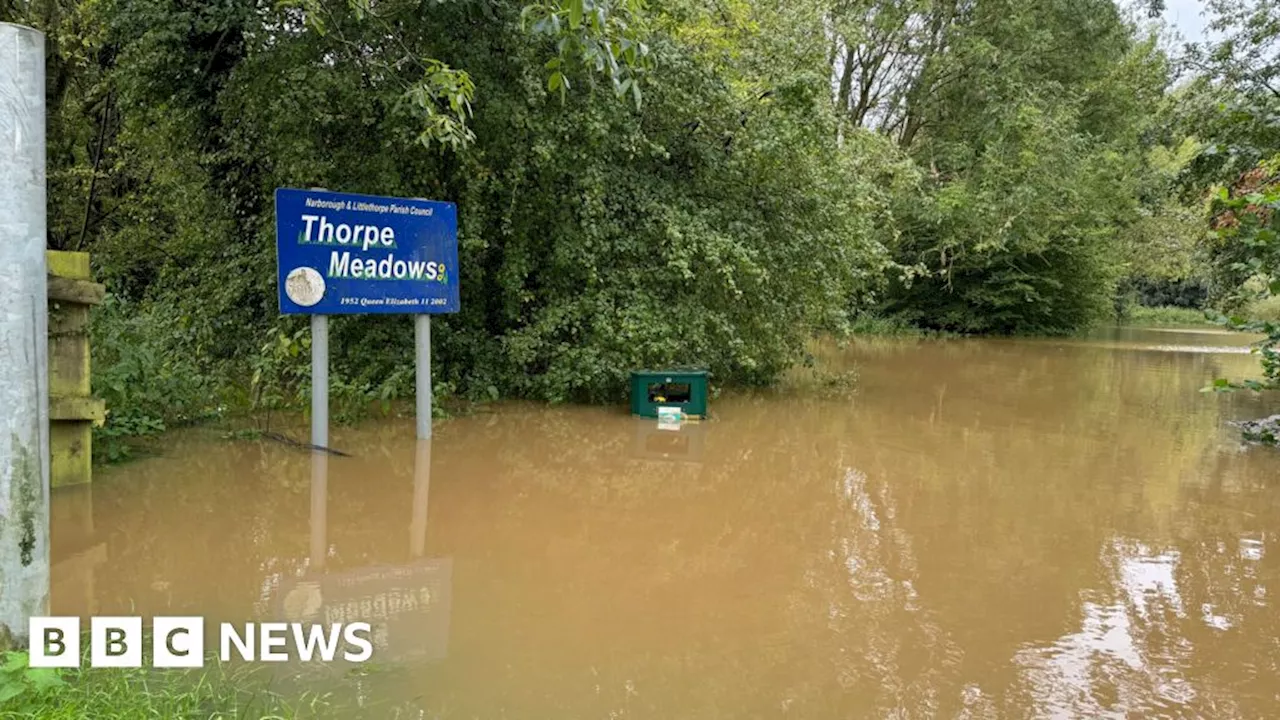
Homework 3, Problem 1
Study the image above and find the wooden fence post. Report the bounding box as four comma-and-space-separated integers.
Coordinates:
47, 251, 105, 487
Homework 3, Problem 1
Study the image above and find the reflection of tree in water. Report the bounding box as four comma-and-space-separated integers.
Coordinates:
56, 432, 314, 619
54, 426, 427, 620
792, 464, 966, 717
1011, 539, 1196, 718
409, 399, 866, 718
783, 335, 1280, 717
1006, 519, 1280, 719
51, 333, 1280, 719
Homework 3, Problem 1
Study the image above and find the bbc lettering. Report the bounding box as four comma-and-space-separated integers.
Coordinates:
28, 617, 373, 668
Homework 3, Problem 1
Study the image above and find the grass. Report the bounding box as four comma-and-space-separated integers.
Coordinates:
1121, 305, 1215, 327
848, 314, 956, 337
0, 650, 330, 719
780, 363, 860, 398
849, 314, 929, 336
1242, 294, 1280, 323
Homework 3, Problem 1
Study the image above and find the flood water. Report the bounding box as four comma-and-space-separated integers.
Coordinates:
52, 326, 1280, 718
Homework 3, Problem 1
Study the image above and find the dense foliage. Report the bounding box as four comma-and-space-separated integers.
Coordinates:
1137, 0, 1280, 438
834, 0, 1170, 334
8, 0, 1260, 450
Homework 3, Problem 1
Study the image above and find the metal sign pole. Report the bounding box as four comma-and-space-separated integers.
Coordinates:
309, 313, 328, 571
416, 315, 432, 439
410, 438, 431, 558
305, 186, 330, 452
311, 314, 329, 449
309, 452, 328, 571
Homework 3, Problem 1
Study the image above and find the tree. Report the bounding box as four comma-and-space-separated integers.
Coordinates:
860, 0, 1171, 333
9, 0, 909, 427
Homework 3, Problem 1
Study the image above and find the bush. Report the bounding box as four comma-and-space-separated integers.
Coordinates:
82, 5, 902, 407
847, 313, 935, 337
1122, 305, 1214, 326
883, 98, 1131, 335
1241, 293, 1280, 323
1116, 276, 1210, 310
90, 295, 225, 461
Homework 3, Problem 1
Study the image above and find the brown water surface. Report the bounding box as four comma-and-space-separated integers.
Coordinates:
52, 327, 1280, 718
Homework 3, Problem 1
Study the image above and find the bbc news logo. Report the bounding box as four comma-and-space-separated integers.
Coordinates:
28, 617, 373, 668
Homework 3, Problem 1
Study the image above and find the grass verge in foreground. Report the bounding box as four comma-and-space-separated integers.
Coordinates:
0, 650, 327, 719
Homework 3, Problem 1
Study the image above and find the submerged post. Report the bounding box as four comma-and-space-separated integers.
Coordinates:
416, 315, 432, 439
0, 22, 51, 648
309, 453, 327, 572
311, 314, 328, 449
410, 439, 431, 557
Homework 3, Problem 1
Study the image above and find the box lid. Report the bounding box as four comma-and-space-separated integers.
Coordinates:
632, 367, 709, 377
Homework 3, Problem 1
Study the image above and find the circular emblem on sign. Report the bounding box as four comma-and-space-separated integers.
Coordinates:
285, 267, 325, 307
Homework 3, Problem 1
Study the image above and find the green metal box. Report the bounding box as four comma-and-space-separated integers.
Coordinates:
629, 369, 709, 419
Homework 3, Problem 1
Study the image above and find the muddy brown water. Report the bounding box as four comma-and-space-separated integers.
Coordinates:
51, 327, 1280, 718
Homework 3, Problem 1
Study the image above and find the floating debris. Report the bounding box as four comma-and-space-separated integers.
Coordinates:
1231, 415, 1280, 445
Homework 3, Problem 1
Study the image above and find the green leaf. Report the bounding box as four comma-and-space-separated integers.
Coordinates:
1, 653, 28, 673
25, 668, 65, 692
0, 682, 24, 705
569, 0, 583, 29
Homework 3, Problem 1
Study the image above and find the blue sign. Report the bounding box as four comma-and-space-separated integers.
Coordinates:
275, 188, 459, 314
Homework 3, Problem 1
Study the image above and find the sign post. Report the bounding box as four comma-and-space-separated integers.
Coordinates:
411, 438, 431, 557
275, 188, 459, 444
311, 315, 328, 448
416, 316, 432, 439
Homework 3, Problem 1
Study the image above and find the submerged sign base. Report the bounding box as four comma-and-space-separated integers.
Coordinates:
275, 559, 452, 663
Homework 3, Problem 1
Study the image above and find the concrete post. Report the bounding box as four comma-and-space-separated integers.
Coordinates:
0, 22, 51, 648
